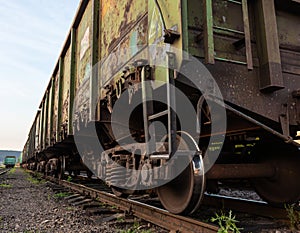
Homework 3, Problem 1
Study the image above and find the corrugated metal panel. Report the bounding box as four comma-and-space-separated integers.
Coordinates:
76, 0, 92, 90
62, 47, 71, 125
52, 72, 59, 142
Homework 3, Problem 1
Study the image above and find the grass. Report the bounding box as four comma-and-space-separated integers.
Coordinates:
8, 167, 16, 174
119, 221, 152, 233
53, 192, 71, 199
67, 175, 72, 182
211, 210, 242, 233
285, 204, 300, 231
26, 175, 45, 185
66, 207, 75, 211
0, 183, 12, 188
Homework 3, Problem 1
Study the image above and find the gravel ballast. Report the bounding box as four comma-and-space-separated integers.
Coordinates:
0, 168, 142, 233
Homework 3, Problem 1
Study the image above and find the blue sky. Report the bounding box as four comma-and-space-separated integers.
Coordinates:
0, 0, 80, 150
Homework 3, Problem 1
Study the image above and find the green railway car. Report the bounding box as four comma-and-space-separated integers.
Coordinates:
23, 0, 300, 214
4, 156, 16, 168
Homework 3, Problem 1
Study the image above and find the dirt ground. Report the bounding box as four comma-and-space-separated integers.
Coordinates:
0, 168, 164, 233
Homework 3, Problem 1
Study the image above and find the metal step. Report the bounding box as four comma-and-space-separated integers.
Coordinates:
148, 110, 168, 121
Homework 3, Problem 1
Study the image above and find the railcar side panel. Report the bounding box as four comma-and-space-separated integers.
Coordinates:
52, 72, 59, 144
61, 47, 71, 130
73, 0, 93, 126
35, 111, 40, 152
184, 0, 300, 126
76, 0, 92, 90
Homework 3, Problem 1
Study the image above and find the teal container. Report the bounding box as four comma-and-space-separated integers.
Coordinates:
4, 156, 16, 168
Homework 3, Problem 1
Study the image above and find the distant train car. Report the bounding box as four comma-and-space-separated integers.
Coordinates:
4, 156, 16, 168
23, 0, 300, 215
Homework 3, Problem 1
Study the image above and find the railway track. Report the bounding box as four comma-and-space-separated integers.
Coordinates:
44, 175, 219, 233
25, 171, 291, 232
0, 168, 10, 176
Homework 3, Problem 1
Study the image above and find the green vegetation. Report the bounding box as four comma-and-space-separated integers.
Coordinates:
117, 216, 125, 222
285, 204, 300, 231
67, 175, 72, 182
66, 207, 75, 211
119, 221, 152, 233
211, 210, 242, 233
26, 175, 45, 185
0, 183, 12, 188
53, 192, 71, 199
8, 167, 16, 174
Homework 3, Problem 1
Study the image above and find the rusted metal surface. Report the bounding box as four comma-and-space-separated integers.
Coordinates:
62, 47, 71, 130
46, 176, 218, 233
185, 0, 299, 126
56, 58, 64, 143
49, 77, 55, 146
206, 163, 275, 180
73, 0, 93, 131
203, 0, 214, 64
52, 72, 59, 143
76, 0, 92, 90
34, 111, 40, 152
68, 29, 77, 135
254, 0, 284, 92
99, 15, 148, 87
100, 0, 147, 59
42, 93, 49, 150
241, 0, 253, 70
202, 194, 289, 220
89, 0, 100, 121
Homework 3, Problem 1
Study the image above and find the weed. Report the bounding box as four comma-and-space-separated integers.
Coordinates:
53, 192, 71, 199
117, 216, 125, 222
119, 221, 152, 233
0, 183, 12, 188
8, 167, 16, 174
211, 210, 242, 233
66, 207, 75, 211
26, 176, 45, 185
285, 204, 300, 231
67, 176, 72, 182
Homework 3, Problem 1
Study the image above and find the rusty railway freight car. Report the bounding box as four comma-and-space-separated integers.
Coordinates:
23, 0, 300, 214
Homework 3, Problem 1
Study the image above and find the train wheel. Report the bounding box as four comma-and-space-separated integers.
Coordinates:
87, 170, 93, 179
253, 144, 300, 204
111, 187, 130, 198
157, 134, 205, 215
58, 156, 66, 180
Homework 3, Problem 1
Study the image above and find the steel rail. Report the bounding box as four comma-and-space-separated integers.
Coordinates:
46, 176, 218, 233
0, 169, 10, 176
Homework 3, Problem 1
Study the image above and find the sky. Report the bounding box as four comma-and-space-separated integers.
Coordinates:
0, 0, 80, 151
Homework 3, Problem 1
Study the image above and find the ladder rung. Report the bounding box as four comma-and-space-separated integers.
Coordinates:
227, 0, 242, 5
213, 26, 244, 35
149, 150, 200, 160
148, 110, 169, 121
150, 154, 170, 160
